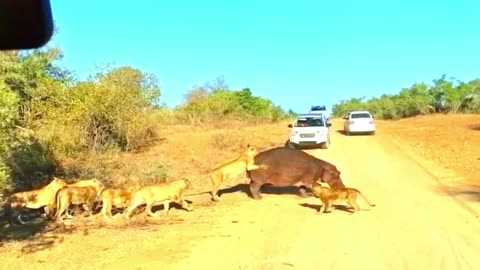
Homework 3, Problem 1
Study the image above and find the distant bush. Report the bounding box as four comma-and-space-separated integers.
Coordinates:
175, 82, 290, 125
332, 75, 480, 119
64, 66, 162, 152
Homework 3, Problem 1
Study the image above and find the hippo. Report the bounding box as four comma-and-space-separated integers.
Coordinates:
246, 147, 346, 200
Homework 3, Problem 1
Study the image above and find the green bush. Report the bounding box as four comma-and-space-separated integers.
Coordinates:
332, 75, 480, 119
176, 84, 290, 124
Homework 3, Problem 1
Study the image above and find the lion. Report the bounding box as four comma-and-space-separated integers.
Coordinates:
62, 177, 105, 215
123, 178, 193, 219
53, 185, 98, 221
4, 177, 68, 224
184, 144, 269, 202
67, 178, 105, 195
100, 182, 142, 218
311, 181, 375, 214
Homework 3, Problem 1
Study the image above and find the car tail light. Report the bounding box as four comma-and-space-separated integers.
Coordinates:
369, 120, 374, 124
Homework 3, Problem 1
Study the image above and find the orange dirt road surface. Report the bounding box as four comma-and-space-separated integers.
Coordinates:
2, 118, 480, 270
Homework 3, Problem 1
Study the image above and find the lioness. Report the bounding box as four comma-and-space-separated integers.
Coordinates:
311, 181, 375, 214
53, 186, 98, 221
124, 178, 193, 219
5, 177, 67, 224
67, 178, 105, 195
100, 183, 142, 218
185, 144, 269, 202
64, 177, 105, 215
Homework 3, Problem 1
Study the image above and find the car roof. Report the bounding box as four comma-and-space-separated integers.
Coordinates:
297, 113, 326, 118
348, 110, 372, 114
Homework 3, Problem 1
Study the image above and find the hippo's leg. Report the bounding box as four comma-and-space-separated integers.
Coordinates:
249, 181, 263, 200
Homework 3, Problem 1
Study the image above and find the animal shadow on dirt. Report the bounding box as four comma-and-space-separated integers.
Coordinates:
437, 185, 480, 202
150, 200, 193, 213
299, 203, 354, 213
469, 124, 480, 131
218, 184, 309, 198
0, 218, 77, 253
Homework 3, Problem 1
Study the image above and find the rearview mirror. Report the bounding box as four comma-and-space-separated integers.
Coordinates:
0, 0, 54, 50
327, 123, 332, 127
287, 124, 292, 128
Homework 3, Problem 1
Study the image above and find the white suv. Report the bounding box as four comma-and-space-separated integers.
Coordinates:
343, 110, 376, 135
286, 113, 331, 149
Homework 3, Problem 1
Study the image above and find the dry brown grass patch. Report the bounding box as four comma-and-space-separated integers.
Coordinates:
379, 113, 480, 186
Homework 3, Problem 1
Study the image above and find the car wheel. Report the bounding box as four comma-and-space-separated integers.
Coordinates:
320, 141, 329, 149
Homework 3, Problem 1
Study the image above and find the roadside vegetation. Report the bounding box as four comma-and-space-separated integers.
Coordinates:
332, 75, 480, 119
0, 36, 295, 195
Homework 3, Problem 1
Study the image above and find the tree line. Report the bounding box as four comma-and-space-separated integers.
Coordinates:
332, 75, 480, 119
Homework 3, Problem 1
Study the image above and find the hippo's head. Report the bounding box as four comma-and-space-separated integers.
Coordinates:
318, 164, 346, 189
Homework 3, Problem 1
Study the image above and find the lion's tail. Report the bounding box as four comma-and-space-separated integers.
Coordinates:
183, 190, 212, 197
52, 187, 64, 220
358, 190, 376, 207
183, 172, 217, 197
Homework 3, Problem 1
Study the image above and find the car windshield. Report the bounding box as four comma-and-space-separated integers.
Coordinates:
295, 117, 325, 127
351, 113, 372, 119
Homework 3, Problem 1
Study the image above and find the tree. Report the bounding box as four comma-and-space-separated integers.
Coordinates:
66, 66, 162, 152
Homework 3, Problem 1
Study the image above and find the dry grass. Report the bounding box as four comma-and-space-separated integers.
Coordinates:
56, 120, 291, 191
378, 113, 480, 186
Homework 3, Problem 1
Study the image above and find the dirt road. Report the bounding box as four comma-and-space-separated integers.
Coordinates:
3, 122, 480, 270
104, 124, 480, 270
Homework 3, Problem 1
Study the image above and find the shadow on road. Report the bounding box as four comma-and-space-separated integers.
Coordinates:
299, 203, 354, 213
151, 200, 194, 213
437, 184, 480, 203
336, 129, 373, 136
218, 184, 307, 198
469, 124, 480, 131
0, 219, 76, 253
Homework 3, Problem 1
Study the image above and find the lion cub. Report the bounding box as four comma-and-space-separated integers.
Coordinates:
124, 178, 193, 219
189, 144, 269, 202
311, 181, 375, 214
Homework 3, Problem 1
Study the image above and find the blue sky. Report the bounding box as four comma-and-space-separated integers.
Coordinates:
49, 0, 480, 113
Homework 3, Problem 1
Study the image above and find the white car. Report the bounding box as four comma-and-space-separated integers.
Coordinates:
343, 111, 376, 135
286, 113, 331, 149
